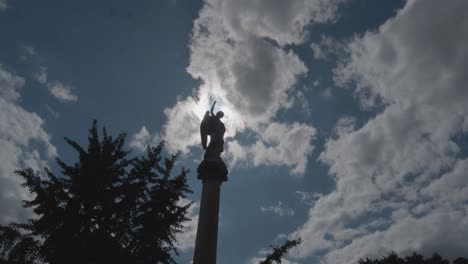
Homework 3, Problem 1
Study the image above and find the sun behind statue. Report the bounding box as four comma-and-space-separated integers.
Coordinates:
200, 101, 226, 162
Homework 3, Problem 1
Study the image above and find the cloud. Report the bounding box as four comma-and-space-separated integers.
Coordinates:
295, 191, 322, 206
31, 54, 77, 103
463, 116, 468, 133
34, 66, 47, 84
0, 0, 8, 10
0, 65, 56, 224
18, 44, 37, 61
129, 126, 161, 152
143, 0, 344, 173
333, 116, 356, 137
162, 96, 208, 154
291, 0, 468, 261
48, 81, 78, 102
0, 66, 24, 101
44, 104, 59, 118
294, 90, 311, 116
224, 140, 247, 169
421, 158, 468, 209
219, 0, 344, 46
225, 122, 316, 174
260, 201, 295, 217
175, 198, 199, 252
310, 35, 346, 60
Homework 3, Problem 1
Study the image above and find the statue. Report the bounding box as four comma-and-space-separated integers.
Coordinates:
200, 101, 225, 162
193, 101, 228, 264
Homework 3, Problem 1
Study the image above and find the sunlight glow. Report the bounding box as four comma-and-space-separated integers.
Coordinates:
191, 82, 246, 139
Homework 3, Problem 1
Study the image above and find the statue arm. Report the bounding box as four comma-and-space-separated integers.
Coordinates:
210, 101, 216, 116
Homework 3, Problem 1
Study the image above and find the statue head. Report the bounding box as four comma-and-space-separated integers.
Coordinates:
216, 111, 224, 119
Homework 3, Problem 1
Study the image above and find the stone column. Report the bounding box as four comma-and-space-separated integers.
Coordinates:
193, 160, 228, 264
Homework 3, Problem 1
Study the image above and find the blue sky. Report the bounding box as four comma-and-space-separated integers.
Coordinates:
1, 0, 468, 263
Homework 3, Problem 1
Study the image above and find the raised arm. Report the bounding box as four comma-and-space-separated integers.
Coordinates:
210, 101, 217, 116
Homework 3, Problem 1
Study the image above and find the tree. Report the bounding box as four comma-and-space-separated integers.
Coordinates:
0, 121, 192, 264
259, 238, 302, 264
454, 257, 468, 264
359, 252, 451, 264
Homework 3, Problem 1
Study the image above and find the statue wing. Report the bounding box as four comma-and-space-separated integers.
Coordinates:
200, 111, 211, 149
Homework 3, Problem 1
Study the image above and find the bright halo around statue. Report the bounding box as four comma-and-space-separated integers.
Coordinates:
194, 83, 246, 139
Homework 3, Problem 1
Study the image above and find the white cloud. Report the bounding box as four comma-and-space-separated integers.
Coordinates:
220, 0, 344, 46
175, 198, 199, 252
225, 122, 316, 175
295, 191, 322, 206
18, 44, 36, 61
225, 140, 247, 169
421, 158, 468, 208
289, 0, 468, 262
30, 54, 77, 103
260, 201, 295, 217
333, 116, 356, 137
463, 116, 468, 133
294, 90, 311, 116
0, 66, 24, 101
34, 66, 48, 84
323, 208, 468, 264
155, 0, 343, 173
310, 35, 346, 60
129, 126, 161, 152
162, 96, 209, 154
0, 0, 8, 10
44, 104, 59, 118
48, 81, 78, 102
185, 1, 313, 125
0, 65, 56, 224
249, 122, 316, 175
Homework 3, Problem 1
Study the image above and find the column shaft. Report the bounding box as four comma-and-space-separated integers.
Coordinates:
193, 178, 222, 264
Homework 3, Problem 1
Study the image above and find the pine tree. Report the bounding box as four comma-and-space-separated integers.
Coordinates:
259, 238, 302, 264
0, 121, 192, 264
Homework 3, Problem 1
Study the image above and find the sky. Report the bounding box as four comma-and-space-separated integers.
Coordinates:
1, 0, 468, 263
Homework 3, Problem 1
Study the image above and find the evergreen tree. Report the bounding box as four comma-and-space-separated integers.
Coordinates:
359, 252, 451, 264
259, 238, 302, 264
0, 121, 192, 264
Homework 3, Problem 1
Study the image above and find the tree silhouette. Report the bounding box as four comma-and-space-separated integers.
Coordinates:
359, 252, 452, 264
454, 257, 468, 264
259, 238, 302, 264
0, 121, 192, 264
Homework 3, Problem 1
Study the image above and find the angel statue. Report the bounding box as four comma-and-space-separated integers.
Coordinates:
200, 101, 226, 161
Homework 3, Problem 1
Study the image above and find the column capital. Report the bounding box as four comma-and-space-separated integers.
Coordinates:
197, 159, 228, 182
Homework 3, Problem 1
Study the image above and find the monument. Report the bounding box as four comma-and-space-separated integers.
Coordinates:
193, 101, 228, 264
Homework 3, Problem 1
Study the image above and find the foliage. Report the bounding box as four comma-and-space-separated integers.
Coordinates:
0, 121, 192, 264
259, 238, 302, 264
359, 252, 451, 264
0, 225, 39, 263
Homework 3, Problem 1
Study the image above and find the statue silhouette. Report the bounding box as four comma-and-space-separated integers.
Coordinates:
200, 101, 225, 162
